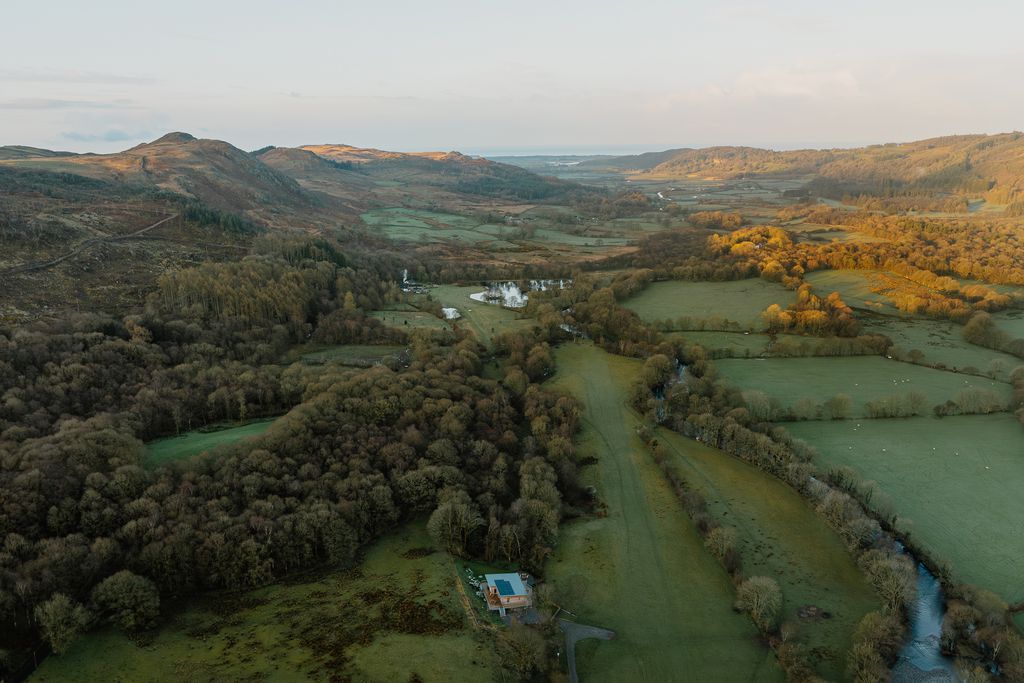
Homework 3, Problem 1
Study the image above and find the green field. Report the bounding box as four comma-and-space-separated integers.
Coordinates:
430, 285, 538, 347
361, 207, 635, 250
623, 279, 797, 330
716, 356, 1012, 417
370, 309, 452, 330
669, 331, 813, 357
31, 524, 497, 683
144, 418, 278, 467
862, 315, 1023, 380
546, 344, 782, 682
286, 343, 407, 365
993, 309, 1024, 339
786, 415, 1024, 606
656, 429, 880, 681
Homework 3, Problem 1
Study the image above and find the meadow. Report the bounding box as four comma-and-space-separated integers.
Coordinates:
862, 315, 1022, 380
622, 278, 796, 330
287, 343, 408, 365
715, 356, 1012, 417
804, 270, 935, 317
786, 414, 1024, 607
30, 524, 499, 683
362, 206, 648, 251
668, 331, 813, 357
143, 418, 278, 467
993, 309, 1024, 339
369, 309, 452, 330
655, 428, 880, 681
546, 344, 782, 682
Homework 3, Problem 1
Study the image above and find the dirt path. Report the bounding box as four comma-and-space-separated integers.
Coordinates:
0, 213, 179, 277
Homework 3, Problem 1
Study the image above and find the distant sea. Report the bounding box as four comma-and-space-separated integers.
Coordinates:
470, 145, 671, 158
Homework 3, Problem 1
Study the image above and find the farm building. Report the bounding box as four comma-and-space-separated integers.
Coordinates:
481, 573, 532, 616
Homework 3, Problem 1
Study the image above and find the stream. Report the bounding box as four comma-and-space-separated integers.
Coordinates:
893, 543, 959, 682
653, 371, 959, 682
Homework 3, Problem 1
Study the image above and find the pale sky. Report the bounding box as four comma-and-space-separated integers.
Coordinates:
2, 0, 1022, 154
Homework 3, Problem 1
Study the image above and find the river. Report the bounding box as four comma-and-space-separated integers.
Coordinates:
893, 546, 959, 682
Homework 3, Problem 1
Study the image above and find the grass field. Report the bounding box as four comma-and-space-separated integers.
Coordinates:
430, 285, 537, 347
361, 207, 636, 250
369, 309, 452, 330
668, 331, 812, 357
546, 344, 783, 682
655, 429, 880, 681
144, 418, 278, 467
862, 315, 1023, 380
31, 524, 499, 683
715, 356, 1012, 417
993, 309, 1024, 339
623, 279, 796, 330
786, 415, 1024, 606
285, 343, 407, 366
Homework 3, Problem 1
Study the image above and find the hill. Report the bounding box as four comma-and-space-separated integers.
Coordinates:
291, 144, 580, 201
583, 133, 1024, 203
0, 133, 329, 224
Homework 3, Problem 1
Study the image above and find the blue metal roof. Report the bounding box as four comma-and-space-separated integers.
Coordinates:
485, 572, 527, 597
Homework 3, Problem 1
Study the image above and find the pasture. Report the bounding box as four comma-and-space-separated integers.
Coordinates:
862, 315, 1022, 380
144, 418, 278, 467
546, 344, 782, 682
656, 429, 880, 681
715, 356, 1012, 418
361, 206, 642, 251
622, 278, 796, 330
669, 331, 813, 357
785, 414, 1024, 606
31, 524, 498, 683
369, 309, 451, 330
993, 309, 1024, 339
286, 343, 407, 366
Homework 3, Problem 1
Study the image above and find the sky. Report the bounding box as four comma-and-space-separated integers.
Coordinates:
2, 0, 1023, 155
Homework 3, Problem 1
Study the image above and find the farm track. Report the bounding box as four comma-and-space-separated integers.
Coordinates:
0, 213, 180, 277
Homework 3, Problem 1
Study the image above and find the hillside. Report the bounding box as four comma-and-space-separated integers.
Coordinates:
292, 144, 580, 201
0, 133, 330, 224
584, 132, 1024, 202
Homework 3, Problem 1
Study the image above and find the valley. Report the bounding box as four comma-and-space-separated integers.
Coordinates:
3, 130, 1024, 683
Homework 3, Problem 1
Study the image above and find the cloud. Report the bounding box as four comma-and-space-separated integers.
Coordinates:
0, 68, 156, 85
0, 98, 138, 110
61, 129, 150, 143
732, 67, 861, 99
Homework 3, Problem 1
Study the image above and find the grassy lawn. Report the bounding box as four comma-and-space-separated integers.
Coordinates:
31, 524, 500, 683
715, 356, 1012, 417
862, 315, 1023, 380
655, 429, 880, 681
430, 285, 537, 347
785, 414, 1024, 606
144, 418, 278, 467
546, 344, 782, 682
623, 279, 797, 330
